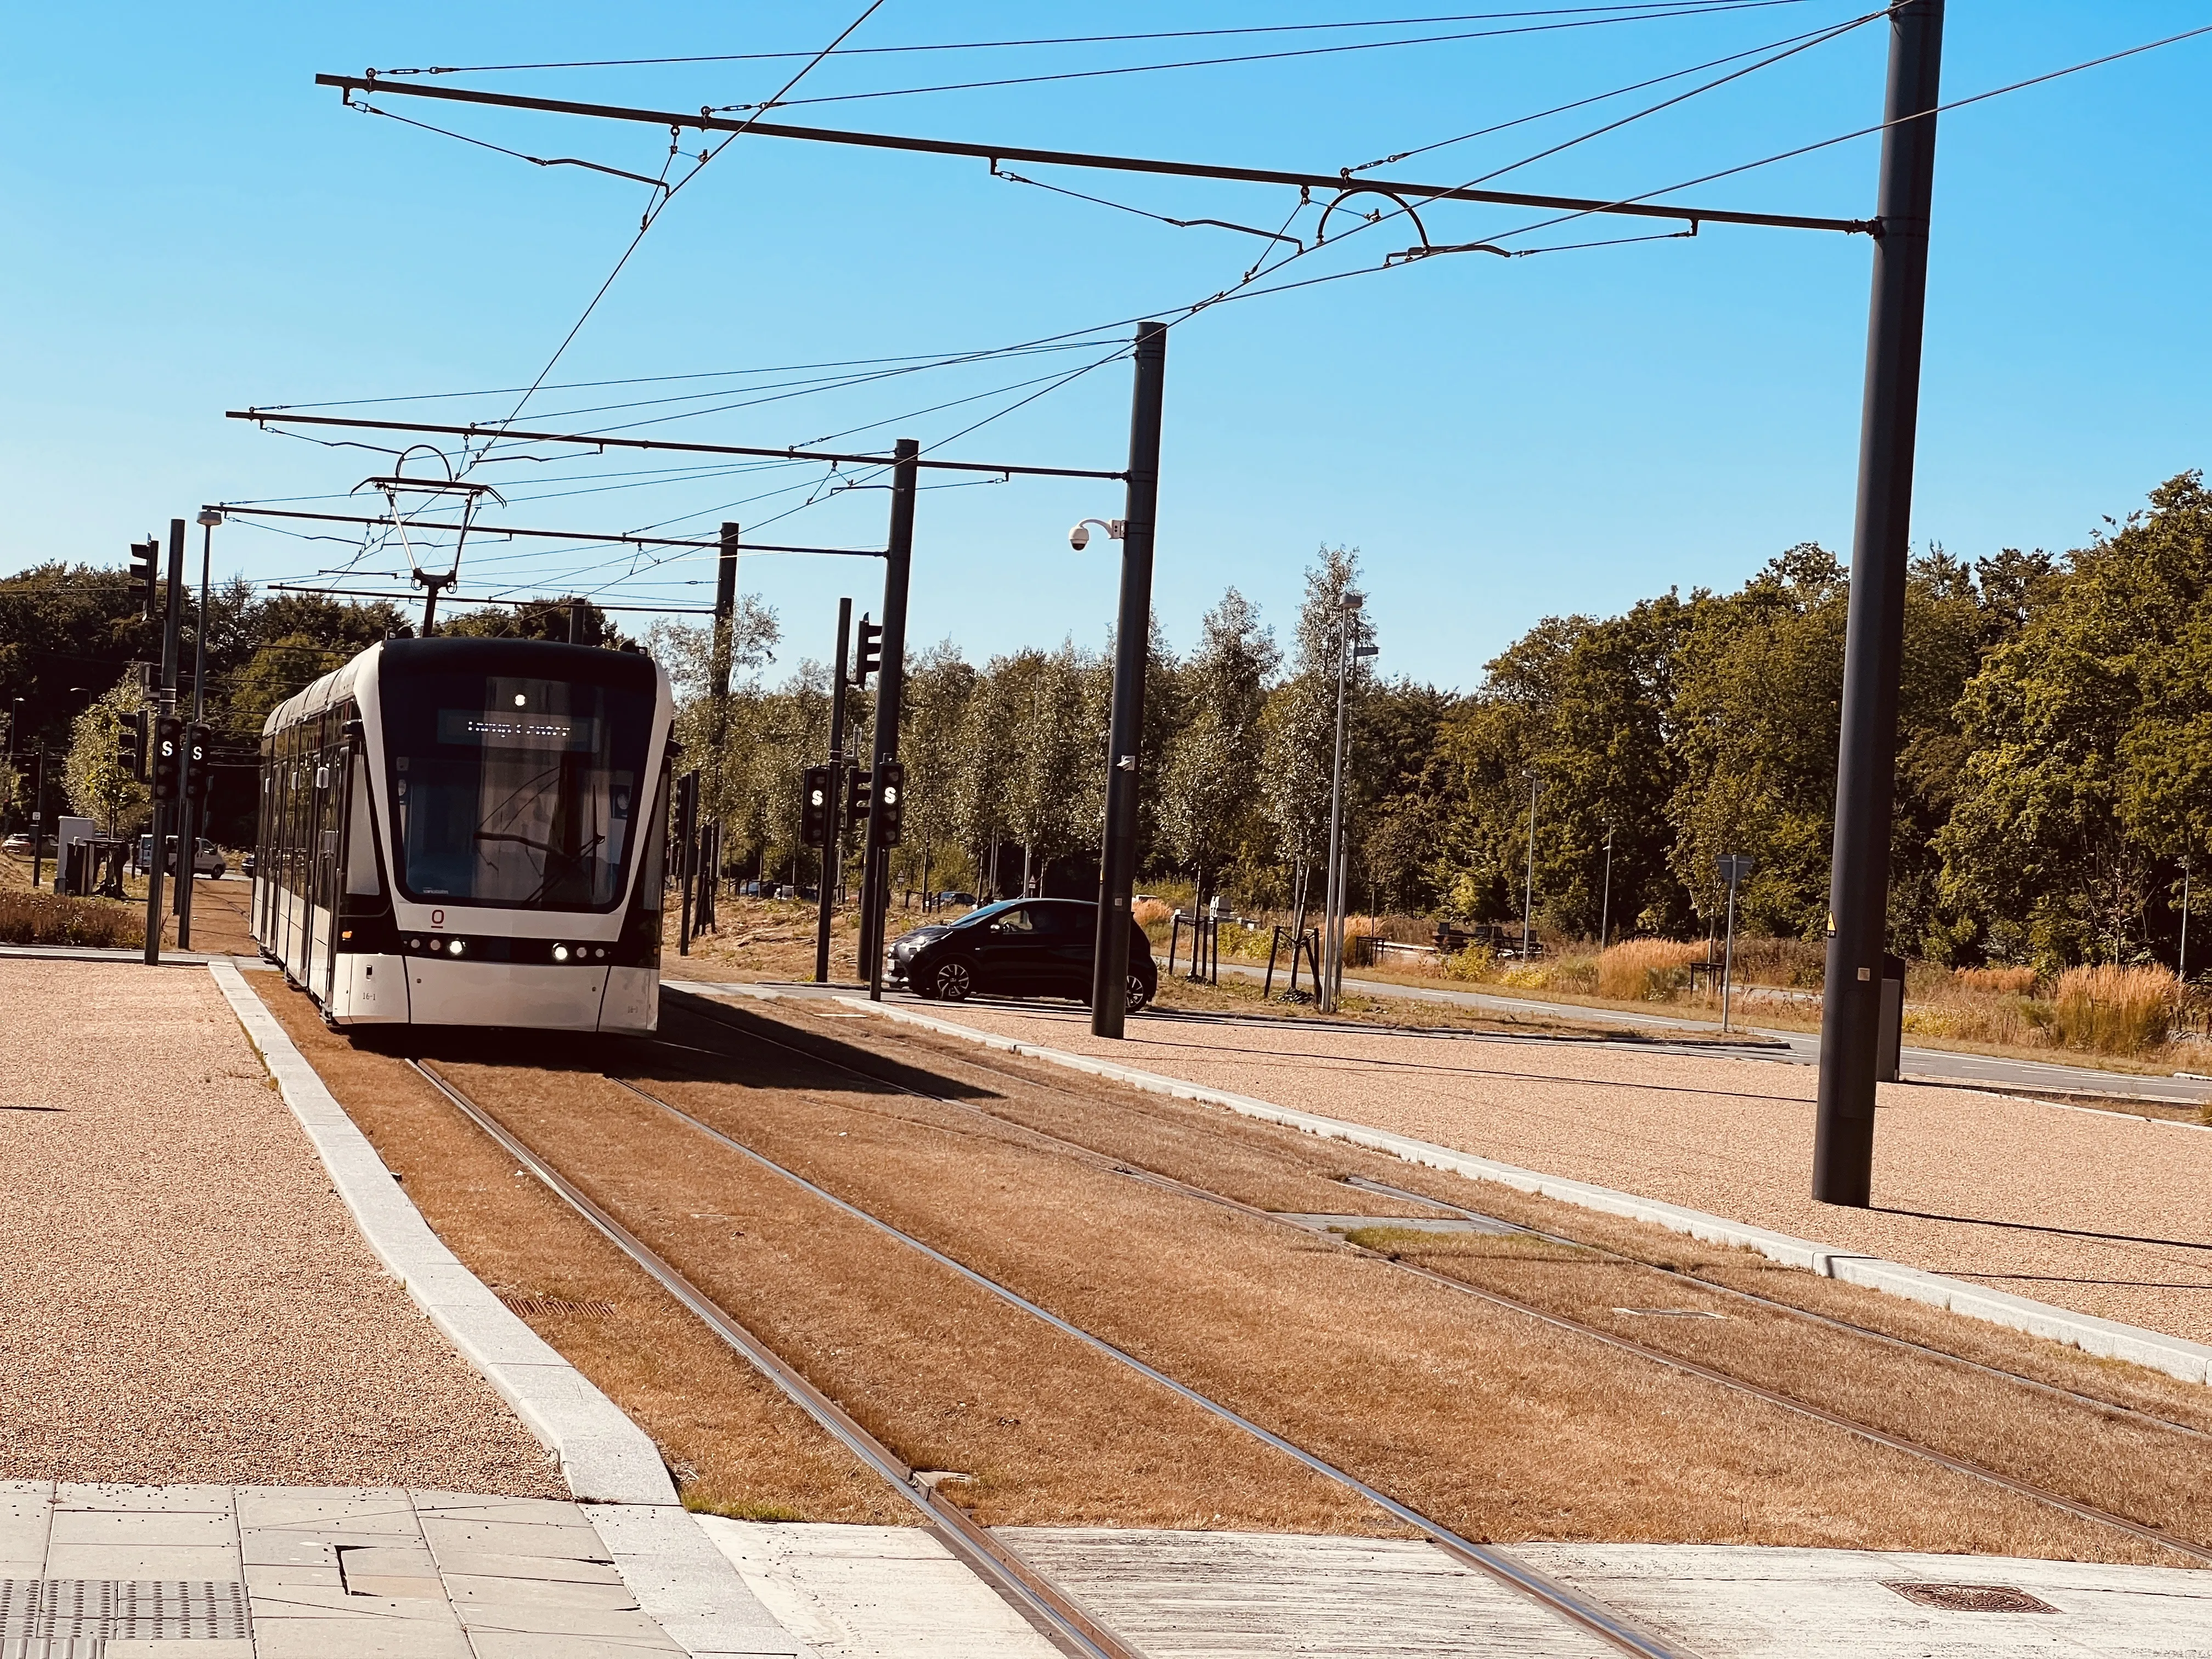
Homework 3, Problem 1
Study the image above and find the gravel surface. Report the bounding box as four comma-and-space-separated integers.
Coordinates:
0, 959, 564, 1493
891, 998, 2212, 1347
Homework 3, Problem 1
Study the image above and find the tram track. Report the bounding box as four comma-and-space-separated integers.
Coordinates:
657, 989, 2212, 1568
409, 1053, 1699, 1659
770, 999, 2212, 1446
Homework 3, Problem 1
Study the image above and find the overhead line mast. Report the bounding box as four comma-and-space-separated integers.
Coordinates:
312, 74, 1871, 236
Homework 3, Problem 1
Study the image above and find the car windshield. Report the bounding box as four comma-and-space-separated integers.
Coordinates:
958, 899, 1025, 927
382, 670, 654, 910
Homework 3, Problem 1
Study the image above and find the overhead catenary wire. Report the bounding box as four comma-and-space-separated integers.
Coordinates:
370, 1, 1821, 76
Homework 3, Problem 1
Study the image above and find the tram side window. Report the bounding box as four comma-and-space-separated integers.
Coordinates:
344, 749, 381, 897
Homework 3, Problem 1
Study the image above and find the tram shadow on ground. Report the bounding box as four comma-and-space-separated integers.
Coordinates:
345, 985, 1004, 1107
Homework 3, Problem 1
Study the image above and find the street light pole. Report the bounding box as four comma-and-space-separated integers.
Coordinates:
1815, 0, 1945, 1208
1319, 591, 1363, 1012
1600, 822, 1616, 947
1522, 774, 1539, 961
1089, 321, 1168, 1039
2181, 859, 2193, 984
816, 597, 851, 985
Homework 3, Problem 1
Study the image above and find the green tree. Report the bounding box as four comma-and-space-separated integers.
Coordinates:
1159, 588, 1275, 905
64, 674, 150, 835
1260, 546, 1365, 919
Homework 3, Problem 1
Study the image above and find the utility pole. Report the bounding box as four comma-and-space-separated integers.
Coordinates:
177, 509, 219, 951
1718, 855, 1752, 1034
1090, 321, 1167, 1037
1522, 774, 1540, 961
860, 439, 919, 1000
816, 597, 851, 985
1600, 823, 1616, 948
1815, 0, 1945, 1209
144, 518, 185, 964
704, 522, 741, 924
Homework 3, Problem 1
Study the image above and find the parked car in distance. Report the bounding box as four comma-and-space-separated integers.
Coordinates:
134, 834, 227, 878
242, 851, 257, 879
932, 890, 977, 909
888, 898, 1155, 1012
2, 832, 46, 856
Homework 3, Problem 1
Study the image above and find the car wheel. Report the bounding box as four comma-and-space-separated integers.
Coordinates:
933, 958, 976, 1002
1125, 973, 1152, 1014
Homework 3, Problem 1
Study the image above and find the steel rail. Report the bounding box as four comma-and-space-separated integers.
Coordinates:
402, 1059, 1141, 1659
737, 991, 2212, 1444
226, 408, 1127, 481
659, 991, 2212, 1567
312, 74, 1871, 235
1336, 1172, 2212, 1443
606, 1066, 1700, 1659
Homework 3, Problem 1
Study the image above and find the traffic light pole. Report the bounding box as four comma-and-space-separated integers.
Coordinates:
1815, 0, 1944, 1208
860, 439, 919, 1001
1090, 321, 1168, 1038
144, 517, 185, 965
816, 597, 852, 985
177, 514, 216, 951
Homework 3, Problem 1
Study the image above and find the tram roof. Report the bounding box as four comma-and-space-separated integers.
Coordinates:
261, 637, 661, 737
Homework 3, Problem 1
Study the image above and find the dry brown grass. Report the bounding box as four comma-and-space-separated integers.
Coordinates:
0, 888, 143, 947
1597, 939, 1705, 1001
1132, 898, 1173, 928
248, 978, 905, 1523
1957, 965, 2040, 996
633, 994, 2208, 1561
2054, 964, 2179, 1055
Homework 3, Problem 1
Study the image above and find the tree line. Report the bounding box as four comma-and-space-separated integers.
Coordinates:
9, 468, 2208, 972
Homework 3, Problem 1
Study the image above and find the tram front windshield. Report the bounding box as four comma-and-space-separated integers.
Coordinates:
383, 672, 653, 909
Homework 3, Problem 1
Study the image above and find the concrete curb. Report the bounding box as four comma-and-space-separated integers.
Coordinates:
838, 996, 2212, 1389
207, 960, 680, 1505
588, 1504, 816, 1659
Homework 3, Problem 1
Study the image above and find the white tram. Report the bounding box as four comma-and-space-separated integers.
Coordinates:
252, 636, 674, 1032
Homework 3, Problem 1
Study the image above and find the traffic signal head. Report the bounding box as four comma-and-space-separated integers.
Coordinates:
117, 710, 146, 783
128, 540, 159, 618
844, 764, 872, 823
800, 764, 831, 848
876, 760, 905, 848
183, 724, 211, 803
855, 617, 883, 685
150, 714, 184, 802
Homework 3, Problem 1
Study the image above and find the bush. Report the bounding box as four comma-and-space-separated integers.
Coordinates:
0, 890, 144, 949
1597, 938, 1704, 1001
1441, 944, 1495, 981
2052, 964, 2177, 1055
1131, 898, 1173, 929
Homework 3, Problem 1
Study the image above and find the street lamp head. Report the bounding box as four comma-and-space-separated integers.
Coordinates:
196, 507, 224, 529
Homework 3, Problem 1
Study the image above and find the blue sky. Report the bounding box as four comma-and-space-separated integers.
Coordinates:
3, 3, 2208, 690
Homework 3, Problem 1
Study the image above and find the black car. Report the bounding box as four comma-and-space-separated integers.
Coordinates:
888, 898, 1157, 1012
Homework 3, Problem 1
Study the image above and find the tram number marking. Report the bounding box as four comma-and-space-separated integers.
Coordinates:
431, 910, 445, 929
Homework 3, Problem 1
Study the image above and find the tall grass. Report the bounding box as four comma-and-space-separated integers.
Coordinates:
1597, 939, 1705, 1001
2051, 964, 2177, 1055
0, 890, 144, 949
1955, 964, 2039, 996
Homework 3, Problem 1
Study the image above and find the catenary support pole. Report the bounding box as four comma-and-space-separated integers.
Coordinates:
861, 439, 919, 1001
27, 748, 46, 891
144, 518, 185, 964
1815, 0, 1945, 1208
1091, 321, 1168, 1037
817, 597, 852, 985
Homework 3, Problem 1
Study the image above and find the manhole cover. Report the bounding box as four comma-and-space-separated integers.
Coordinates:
499, 1294, 619, 1318
0, 1580, 251, 1642
1884, 1582, 2059, 1613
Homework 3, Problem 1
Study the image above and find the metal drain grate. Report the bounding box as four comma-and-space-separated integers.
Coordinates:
498, 1293, 620, 1318
0, 1580, 251, 1643
1884, 1581, 2060, 1613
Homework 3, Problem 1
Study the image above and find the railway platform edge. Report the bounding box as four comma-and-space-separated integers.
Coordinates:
832, 995, 2212, 1391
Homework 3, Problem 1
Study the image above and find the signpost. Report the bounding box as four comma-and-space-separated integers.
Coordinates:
1717, 854, 1754, 1034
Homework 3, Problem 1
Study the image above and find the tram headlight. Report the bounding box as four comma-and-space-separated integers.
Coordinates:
448, 939, 465, 956
553, 944, 570, 962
